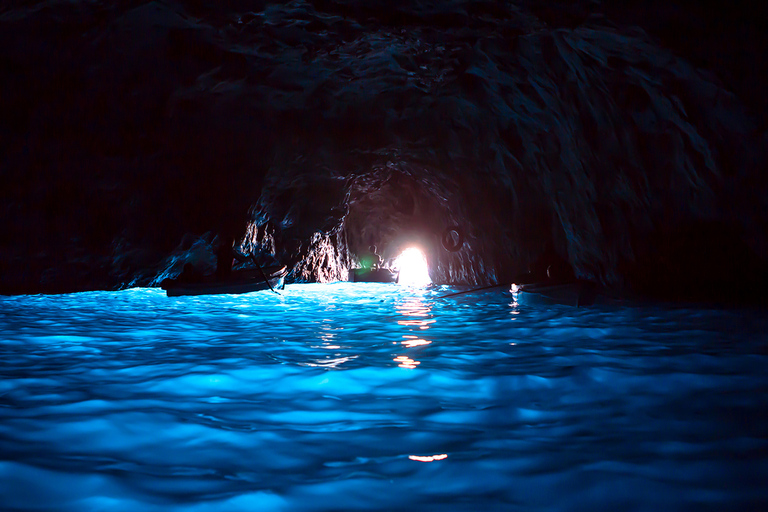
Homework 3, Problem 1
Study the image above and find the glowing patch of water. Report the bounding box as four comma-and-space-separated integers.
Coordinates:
0, 284, 767, 511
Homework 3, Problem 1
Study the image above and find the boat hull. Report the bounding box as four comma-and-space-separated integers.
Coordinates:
349, 268, 399, 283
511, 281, 599, 307
162, 266, 287, 297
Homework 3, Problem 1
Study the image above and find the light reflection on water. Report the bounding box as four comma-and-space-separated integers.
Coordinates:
1, 283, 767, 511
394, 294, 434, 368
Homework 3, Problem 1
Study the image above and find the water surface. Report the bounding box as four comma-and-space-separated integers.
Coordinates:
1, 283, 767, 511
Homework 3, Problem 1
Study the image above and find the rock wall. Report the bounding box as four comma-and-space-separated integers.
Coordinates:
1, 0, 766, 302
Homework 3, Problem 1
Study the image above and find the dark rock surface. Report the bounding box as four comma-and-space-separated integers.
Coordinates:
1, 0, 766, 303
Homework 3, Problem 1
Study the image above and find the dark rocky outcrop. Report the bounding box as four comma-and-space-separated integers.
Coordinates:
1, 0, 766, 304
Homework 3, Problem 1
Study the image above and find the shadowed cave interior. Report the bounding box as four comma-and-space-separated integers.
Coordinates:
1, 0, 767, 304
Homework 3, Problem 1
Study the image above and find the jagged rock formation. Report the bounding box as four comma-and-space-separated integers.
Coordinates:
1, 0, 766, 302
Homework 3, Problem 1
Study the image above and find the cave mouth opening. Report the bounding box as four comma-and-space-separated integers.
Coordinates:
394, 247, 431, 286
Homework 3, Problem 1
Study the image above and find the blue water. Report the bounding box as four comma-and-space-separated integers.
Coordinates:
1, 283, 767, 511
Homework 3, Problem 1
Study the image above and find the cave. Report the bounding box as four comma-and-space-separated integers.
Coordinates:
1, 0, 766, 304
2, 2, 768, 509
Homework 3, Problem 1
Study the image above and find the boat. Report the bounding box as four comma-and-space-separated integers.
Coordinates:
510, 280, 632, 307
510, 281, 599, 307
348, 267, 399, 283
161, 265, 287, 297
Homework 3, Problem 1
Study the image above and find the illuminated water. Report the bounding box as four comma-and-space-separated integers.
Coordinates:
1, 283, 767, 511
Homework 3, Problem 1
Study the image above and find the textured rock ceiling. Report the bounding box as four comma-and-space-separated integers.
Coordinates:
1, 0, 766, 302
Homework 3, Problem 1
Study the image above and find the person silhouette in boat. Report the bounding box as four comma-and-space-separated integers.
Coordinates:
178, 262, 203, 283
361, 245, 383, 271
216, 234, 248, 280
513, 244, 574, 285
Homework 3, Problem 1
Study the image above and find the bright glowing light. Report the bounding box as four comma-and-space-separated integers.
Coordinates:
409, 454, 448, 462
395, 248, 431, 286
402, 335, 431, 348
394, 355, 420, 369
